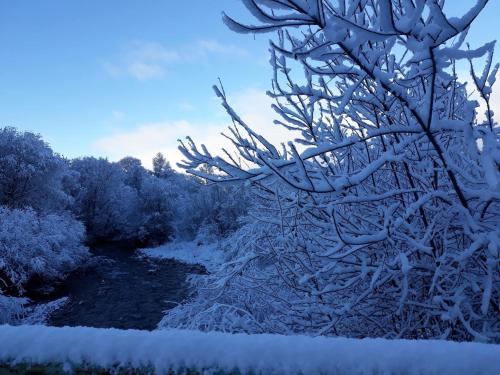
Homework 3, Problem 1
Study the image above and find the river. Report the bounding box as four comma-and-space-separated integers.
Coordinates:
47, 243, 202, 330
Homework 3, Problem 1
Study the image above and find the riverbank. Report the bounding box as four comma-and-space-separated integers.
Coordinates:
139, 240, 225, 273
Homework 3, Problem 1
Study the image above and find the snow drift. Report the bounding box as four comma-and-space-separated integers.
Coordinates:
0, 325, 498, 374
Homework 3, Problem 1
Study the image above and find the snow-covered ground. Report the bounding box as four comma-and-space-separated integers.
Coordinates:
0, 325, 498, 374
139, 241, 225, 272
20, 298, 69, 325
1, 296, 68, 326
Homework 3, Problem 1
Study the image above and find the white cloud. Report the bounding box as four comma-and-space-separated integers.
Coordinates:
92, 88, 293, 170
103, 39, 250, 81
491, 89, 500, 118
456, 67, 500, 123
127, 41, 179, 63
196, 39, 249, 58
105, 61, 165, 81
229, 88, 293, 146
103, 41, 179, 80
111, 110, 126, 121
93, 120, 207, 168
127, 61, 165, 80
178, 101, 196, 112
102, 62, 121, 77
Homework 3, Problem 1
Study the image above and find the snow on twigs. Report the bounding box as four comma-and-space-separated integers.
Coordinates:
177, 0, 500, 341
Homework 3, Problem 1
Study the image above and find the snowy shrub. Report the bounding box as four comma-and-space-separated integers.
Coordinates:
71, 153, 247, 244
70, 157, 139, 242
0, 127, 71, 212
20, 297, 69, 325
136, 176, 175, 245
0, 294, 27, 324
174, 182, 249, 241
70, 156, 180, 245
0, 206, 89, 293
177, 0, 500, 342
158, 222, 276, 333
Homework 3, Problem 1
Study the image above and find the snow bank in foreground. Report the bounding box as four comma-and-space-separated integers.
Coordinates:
0, 325, 498, 375
139, 241, 224, 272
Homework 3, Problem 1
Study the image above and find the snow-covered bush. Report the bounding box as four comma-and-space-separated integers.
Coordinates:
177, 0, 500, 342
174, 181, 249, 242
0, 127, 71, 212
70, 157, 139, 242
136, 176, 175, 245
0, 206, 89, 293
71, 156, 179, 245
158, 222, 275, 333
0, 294, 27, 324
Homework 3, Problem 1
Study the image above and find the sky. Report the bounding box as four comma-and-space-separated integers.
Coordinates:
1, 0, 499, 169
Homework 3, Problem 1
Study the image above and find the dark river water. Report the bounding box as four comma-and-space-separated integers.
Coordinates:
47, 243, 202, 330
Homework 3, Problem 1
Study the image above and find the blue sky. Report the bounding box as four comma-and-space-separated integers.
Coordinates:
1, 1, 499, 168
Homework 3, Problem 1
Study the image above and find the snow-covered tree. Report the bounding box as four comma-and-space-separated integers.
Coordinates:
0, 206, 89, 294
70, 157, 138, 242
152, 152, 174, 179
172, 180, 249, 242
71, 156, 179, 245
136, 176, 175, 245
0, 127, 71, 212
176, 0, 500, 341
119, 156, 148, 190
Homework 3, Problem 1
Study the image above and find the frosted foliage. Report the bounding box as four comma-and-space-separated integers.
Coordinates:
70, 157, 139, 241
173, 179, 249, 241
152, 152, 174, 179
69, 155, 244, 244
177, 1, 500, 341
0, 295, 27, 325
0, 207, 89, 293
137, 176, 175, 245
0, 127, 71, 212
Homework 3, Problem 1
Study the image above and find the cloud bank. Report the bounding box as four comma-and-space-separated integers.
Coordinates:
92, 89, 292, 169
